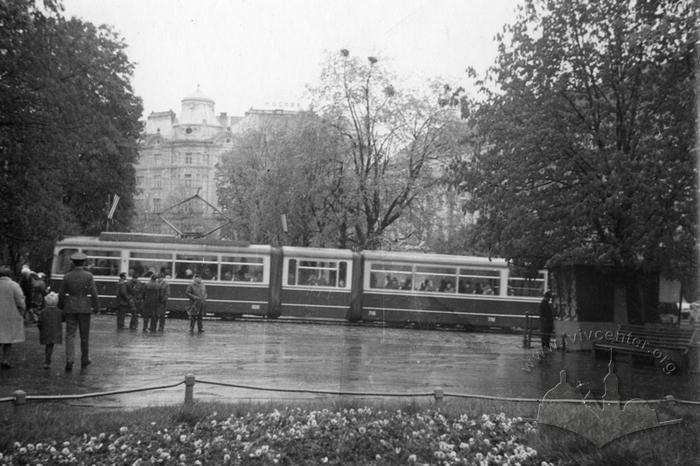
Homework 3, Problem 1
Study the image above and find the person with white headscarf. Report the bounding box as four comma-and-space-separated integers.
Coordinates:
0, 265, 25, 369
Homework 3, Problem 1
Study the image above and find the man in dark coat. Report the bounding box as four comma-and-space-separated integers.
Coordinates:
58, 252, 99, 371
142, 274, 160, 332
115, 272, 130, 330
156, 274, 170, 332
539, 291, 555, 349
127, 274, 143, 330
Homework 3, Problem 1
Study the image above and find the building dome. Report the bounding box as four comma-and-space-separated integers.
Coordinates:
182, 86, 215, 104
179, 86, 218, 126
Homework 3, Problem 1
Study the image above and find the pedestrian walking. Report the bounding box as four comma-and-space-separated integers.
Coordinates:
38, 291, 62, 369
0, 265, 25, 369
185, 274, 207, 333
128, 274, 144, 330
156, 273, 170, 331
115, 272, 131, 330
142, 274, 160, 332
58, 252, 99, 371
539, 290, 555, 349
30, 271, 48, 321
19, 265, 34, 323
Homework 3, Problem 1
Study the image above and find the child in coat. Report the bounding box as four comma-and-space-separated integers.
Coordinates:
38, 292, 63, 369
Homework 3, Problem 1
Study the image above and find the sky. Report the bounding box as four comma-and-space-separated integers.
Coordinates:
62, 0, 521, 118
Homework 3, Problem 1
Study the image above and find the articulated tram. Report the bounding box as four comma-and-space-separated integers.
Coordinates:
50, 233, 546, 330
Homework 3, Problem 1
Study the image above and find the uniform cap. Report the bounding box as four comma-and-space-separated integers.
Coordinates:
70, 252, 88, 261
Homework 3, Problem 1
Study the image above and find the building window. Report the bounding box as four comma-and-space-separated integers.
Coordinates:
154, 175, 161, 188
184, 174, 192, 187
136, 176, 144, 187
185, 153, 192, 164
153, 198, 161, 212
154, 153, 161, 166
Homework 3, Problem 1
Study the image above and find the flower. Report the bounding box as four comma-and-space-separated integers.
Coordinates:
119, 426, 128, 434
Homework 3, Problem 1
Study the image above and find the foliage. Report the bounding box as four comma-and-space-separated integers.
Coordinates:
455, 0, 697, 278
0, 0, 142, 270
309, 51, 463, 250
216, 112, 350, 246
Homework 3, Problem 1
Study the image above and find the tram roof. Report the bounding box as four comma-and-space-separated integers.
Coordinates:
55, 234, 272, 254
361, 250, 509, 267
281, 246, 356, 259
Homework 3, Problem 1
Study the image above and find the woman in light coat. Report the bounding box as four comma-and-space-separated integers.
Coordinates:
0, 265, 26, 368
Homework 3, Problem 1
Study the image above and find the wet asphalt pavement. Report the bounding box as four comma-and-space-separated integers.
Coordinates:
0, 315, 698, 408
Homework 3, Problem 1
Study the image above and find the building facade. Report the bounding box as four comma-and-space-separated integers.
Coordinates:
133, 89, 299, 236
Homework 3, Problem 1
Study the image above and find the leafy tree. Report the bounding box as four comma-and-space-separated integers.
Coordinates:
309, 51, 462, 250
217, 112, 350, 246
456, 0, 697, 286
0, 0, 142, 270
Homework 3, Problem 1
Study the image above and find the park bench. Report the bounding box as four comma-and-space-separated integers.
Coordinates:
593, 324, 698, 371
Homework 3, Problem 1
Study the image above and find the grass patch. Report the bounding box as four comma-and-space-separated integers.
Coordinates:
0, 399, 698, 465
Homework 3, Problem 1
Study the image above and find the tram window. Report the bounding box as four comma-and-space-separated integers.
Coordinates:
289, 259, 346, 287
129, 252, 173, 278
221, 256, 265, 282
338, 261, 347, 288
84, 249, 120, 276
54, 249, 77, 274
414, 265, 457, 293
414, 274, 450, 292
174, 254, 218, 280
287, 259, 297, 285
369, 263, 412, 290
458, 268, 501, 295
508, 273, 545, 296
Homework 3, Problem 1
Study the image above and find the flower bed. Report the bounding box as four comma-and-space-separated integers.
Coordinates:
2, 407, 551, 465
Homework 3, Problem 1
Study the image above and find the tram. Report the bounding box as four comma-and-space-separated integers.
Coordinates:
50, 233, 546, 330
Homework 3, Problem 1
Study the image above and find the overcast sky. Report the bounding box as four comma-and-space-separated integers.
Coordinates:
63, 0, 521, 118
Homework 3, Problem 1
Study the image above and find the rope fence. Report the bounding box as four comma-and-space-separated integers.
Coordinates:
3, 375, 700, 411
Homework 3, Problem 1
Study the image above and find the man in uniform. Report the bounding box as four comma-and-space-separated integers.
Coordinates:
185, 274, 207, 333
58, 252, 99, 371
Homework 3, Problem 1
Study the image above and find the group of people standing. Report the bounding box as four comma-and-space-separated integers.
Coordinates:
0, 253, 99, 371
0, 252, 209, 372
115, 272, 170, 332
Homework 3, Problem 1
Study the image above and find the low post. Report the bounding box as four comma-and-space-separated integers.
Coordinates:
433, 388, 444, 404
13, 390, 26, 414
184, 374, 195, 407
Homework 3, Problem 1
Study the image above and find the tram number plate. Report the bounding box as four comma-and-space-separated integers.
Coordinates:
251, 304, 260, 310
487, 317, 496, 323
368, 311, 376, 317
